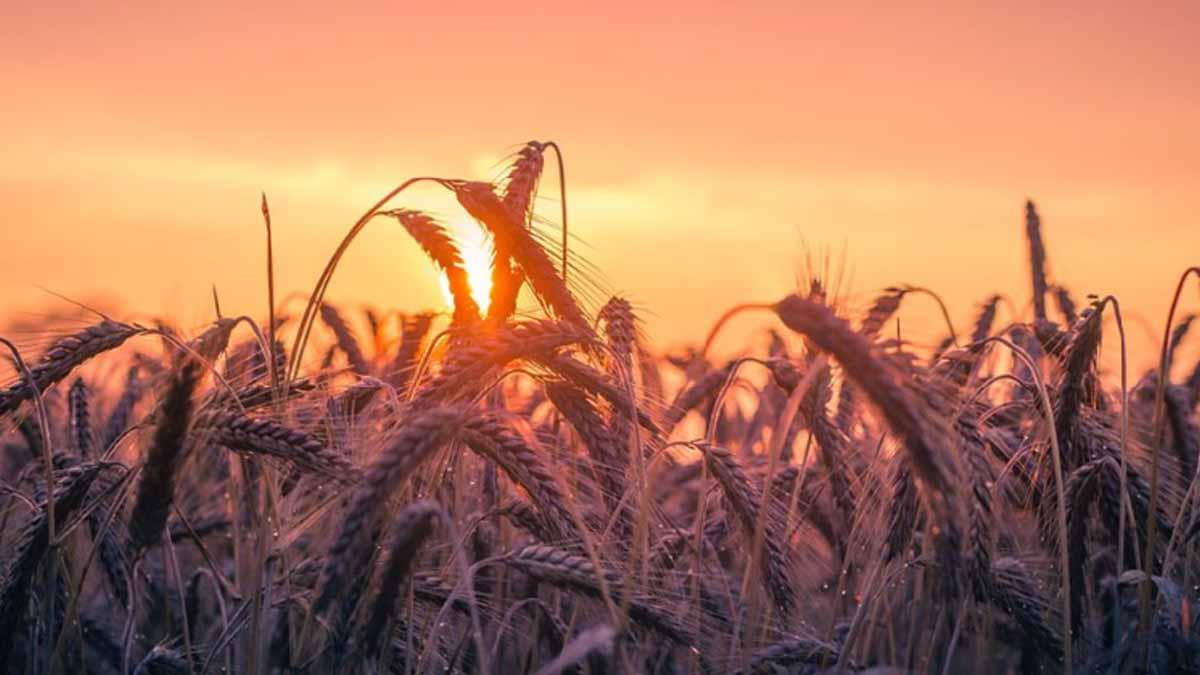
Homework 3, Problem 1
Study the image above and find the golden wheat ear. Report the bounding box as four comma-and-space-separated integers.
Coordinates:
453, 180, 591, 333
379, 208, 481, 324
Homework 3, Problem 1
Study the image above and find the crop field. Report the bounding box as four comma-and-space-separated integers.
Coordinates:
0, 142, 1197, 674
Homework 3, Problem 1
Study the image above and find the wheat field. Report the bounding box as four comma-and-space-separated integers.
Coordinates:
1, 141, 1198, 674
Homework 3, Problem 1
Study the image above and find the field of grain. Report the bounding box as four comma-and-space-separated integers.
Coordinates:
1, 141, 1198, 674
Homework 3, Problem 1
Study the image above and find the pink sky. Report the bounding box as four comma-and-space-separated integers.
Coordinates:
2, 2, 1198, 370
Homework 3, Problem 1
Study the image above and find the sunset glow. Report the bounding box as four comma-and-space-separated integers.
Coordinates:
438, 219, 495, 315
4, 5, 1200, 672
2, 2, 1195, 365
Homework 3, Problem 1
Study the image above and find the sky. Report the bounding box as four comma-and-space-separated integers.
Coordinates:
1, 2, 1198, 371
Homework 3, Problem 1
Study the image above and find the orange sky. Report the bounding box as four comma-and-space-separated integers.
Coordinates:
2, 2, 1198, 371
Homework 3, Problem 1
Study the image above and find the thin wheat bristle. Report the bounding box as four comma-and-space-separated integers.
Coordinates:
0, 320, 144, 415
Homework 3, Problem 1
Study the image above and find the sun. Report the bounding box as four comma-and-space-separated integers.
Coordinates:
438, 219, 494, 315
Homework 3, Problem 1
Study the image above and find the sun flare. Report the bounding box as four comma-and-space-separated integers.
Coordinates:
438, 219, 494, 315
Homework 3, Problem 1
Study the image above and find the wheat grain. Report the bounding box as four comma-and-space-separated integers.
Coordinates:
0, 320, 144, 415
128, 359, 201, 556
